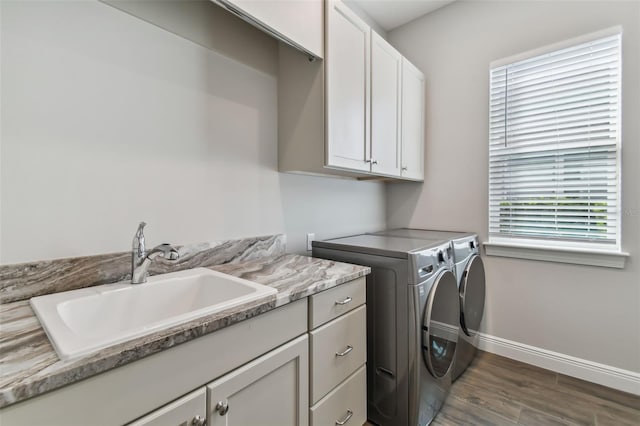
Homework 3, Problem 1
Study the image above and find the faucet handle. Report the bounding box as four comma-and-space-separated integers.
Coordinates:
135, 221, 147, 236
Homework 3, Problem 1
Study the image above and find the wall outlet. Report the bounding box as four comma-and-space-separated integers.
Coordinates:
306, 233, 316, 251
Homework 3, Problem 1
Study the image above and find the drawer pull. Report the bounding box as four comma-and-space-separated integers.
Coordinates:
335, 296, 352, 306
335, 345, 353, 357
335, 410, 353, 425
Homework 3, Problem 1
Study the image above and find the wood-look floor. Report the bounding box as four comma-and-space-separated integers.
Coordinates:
433, 351, 640, 425
365, 351, 639, 425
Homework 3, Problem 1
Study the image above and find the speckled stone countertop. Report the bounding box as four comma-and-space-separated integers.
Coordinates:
0, 254, 369, 408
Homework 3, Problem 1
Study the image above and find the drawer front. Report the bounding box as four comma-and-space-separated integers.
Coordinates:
310, 366, 367, 426
309, 277, 366, 329
128, 388, 205, 426
310, 305, 366, 403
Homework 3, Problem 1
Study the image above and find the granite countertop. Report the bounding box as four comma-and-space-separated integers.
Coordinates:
0, 254, 370, 408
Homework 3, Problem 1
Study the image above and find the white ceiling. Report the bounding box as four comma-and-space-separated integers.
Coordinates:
351, 0, 456, 31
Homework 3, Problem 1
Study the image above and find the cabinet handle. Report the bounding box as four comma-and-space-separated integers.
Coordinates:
215, 401, 229, 416
335, 296, 352, 306
335, 345, 353, 357
364, 159, 378, 165
401, 166, 408, 171
191, 415, 206, 426
335, 410, 353, 425
371, 159, 378, 165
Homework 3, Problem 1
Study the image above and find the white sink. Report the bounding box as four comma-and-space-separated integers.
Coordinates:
30, 268, 277, 360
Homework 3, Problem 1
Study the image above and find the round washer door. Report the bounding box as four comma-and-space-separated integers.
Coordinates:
422, 270, 459, 379
460, 255, 486, 337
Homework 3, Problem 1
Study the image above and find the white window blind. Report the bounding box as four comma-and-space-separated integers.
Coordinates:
489, 31, 621, 250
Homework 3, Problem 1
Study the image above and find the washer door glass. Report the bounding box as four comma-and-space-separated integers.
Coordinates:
422, 270, 459, 379
460, 255, 485, 337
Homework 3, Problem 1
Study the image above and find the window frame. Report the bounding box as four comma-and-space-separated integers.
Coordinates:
485, 27, 628, 268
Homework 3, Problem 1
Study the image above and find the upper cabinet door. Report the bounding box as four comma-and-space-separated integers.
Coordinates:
216, 0, 323, 59
371, 32, 402, 177
325, 0, 371, 172
401, 58, 425, 181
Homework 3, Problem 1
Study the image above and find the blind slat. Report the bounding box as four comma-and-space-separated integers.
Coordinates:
491, 62, 618, 95
490, 104, 616, 128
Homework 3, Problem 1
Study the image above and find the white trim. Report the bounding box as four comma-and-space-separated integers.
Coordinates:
489, 235, 622, 253
483, 242, 629, 269
490, 26, 622, 68
477, 332, 640, 396
431, 320, 459, 342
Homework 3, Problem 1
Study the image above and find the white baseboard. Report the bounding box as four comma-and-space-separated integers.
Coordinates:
476, 332, 640, 396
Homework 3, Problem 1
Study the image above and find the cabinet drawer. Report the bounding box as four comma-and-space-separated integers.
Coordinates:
309, 277, 366, 329
310, 305, 366, 403
128, 388, 205, 426
310, 365, 366, 426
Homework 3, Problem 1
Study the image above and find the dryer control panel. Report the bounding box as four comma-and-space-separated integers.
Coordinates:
410, 242, 454, 285
452, 235, 480, 263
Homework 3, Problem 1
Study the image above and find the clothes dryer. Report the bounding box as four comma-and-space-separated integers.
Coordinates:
313, 235, 459, 426
371, 229, 486, 380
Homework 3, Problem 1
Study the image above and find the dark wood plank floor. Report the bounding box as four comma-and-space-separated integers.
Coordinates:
433, 351, 640, 425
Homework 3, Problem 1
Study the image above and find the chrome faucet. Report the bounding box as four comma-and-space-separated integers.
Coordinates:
131, 222, 179, 284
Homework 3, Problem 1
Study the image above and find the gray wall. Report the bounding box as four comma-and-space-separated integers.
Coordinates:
343, 0, 388, 38
0, 0, 386, 263
387, 0, 640, 372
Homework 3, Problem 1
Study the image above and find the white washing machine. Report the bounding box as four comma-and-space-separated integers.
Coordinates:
312, 235, 459, 426
371, 229, 486, 381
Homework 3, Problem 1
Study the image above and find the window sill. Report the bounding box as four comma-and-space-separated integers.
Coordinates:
483, 242, 629, 269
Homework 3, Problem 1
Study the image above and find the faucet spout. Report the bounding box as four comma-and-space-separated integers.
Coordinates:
133, 222, 146, 254
131, 222, 179, 284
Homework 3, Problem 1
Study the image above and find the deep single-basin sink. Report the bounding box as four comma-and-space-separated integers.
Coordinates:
30, 268, 277, 360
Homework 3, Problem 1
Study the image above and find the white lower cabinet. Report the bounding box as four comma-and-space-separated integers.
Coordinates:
129, 335, 309, 426
0, 300, 308, 426
310, 366, 366, 426
2, 280, 368, 426
310, 306, 366, 403
128, 389, 206, 426
207, 334, 309, 426
308, 282, 367, 426
308, 277, 366, 329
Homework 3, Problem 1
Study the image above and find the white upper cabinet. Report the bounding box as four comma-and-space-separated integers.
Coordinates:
215, 0, 324, 59
325, 0, 371, 172
371, 32, 402, 177
278, 0, 425, 181
400, 58, 425, 181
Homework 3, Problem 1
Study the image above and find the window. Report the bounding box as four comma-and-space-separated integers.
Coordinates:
488, 29, 623, 260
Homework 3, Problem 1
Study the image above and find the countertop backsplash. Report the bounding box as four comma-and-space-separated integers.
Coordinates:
0, 234, 286, 304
